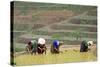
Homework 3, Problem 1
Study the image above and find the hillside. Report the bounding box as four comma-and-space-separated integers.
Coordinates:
12, 1, 97, 52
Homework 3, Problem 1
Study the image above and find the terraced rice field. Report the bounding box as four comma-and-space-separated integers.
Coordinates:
12, 1, 97, 66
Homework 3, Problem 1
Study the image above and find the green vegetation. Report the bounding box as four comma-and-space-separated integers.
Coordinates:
14, 49, 96, 66
52, 34, 62, 40
70, 29, 81, 40
32, 31, 97, 38
86, 9, 97, 16
69, 19, 97, 25
14, 1, 96, 14
14, 24, 30, 31
51, 25, 97, 32
14, 47, 24, 52
32, 15, 39, 21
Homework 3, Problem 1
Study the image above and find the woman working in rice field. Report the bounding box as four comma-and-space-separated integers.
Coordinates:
25, 40, 37, 54
37, 38, 47, 54
25, 41, 32, 54
51, 40, 63, 54
31, 40, 37, 55
80, 40, 93, 52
